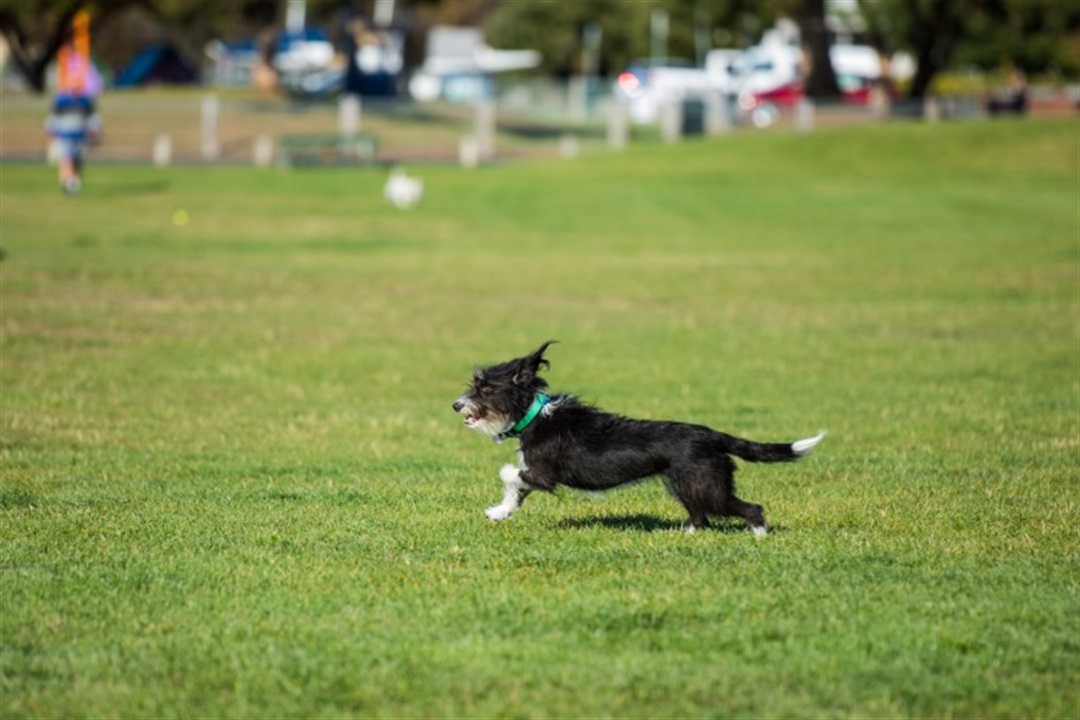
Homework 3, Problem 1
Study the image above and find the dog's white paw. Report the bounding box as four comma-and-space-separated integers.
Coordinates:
499, 464, 520, 483
485, 504, 513, 522
752, 525, 769, 538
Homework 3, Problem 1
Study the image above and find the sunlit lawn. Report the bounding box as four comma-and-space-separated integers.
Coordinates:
1, 118, 1077, 718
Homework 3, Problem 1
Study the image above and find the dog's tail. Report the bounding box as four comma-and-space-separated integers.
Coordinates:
722, 430, 826, 463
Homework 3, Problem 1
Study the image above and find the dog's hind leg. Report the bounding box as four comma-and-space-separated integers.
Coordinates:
726, 497, 768, 537
665, 473, 715, 531
671, 457, 769, 535
485, 464, 532, 521
714, 457, 769, 535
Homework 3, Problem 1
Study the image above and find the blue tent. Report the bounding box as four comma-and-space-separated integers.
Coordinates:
115, 44, 198, 87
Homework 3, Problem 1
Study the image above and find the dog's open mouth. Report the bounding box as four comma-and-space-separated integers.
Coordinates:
459, 406, 507, 435
454, 395, 507, 435
459, 407, 486, 427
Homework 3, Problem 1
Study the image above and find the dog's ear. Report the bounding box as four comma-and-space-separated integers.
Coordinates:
526, 340, 556, 372
512, 340, 556, 386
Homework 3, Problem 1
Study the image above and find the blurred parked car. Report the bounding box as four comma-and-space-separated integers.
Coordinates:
408, 26, 540, 103
614, 58, 712, 124
706, 28, 806, 127
620, 23, 911, 129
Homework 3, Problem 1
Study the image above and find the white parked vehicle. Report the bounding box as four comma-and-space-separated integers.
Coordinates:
613, 58, 712, 125
409, 27, 541, 103
614, 20, 910, 129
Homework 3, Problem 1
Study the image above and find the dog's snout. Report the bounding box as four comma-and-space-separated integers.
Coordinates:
452, 400, 465, 413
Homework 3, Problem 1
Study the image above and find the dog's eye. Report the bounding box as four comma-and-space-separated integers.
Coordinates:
480, 385, 494, 394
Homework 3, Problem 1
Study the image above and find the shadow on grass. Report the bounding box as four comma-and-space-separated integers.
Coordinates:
94, 180, 171, 197
0, 488, 37, 510
255, 489, 369, 505
558, 514, 684, 532
559, 514, 789, 535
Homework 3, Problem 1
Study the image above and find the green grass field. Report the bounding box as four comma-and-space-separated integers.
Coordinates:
1, 118, 1077, 719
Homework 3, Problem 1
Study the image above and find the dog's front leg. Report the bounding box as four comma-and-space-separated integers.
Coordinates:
485, 464, 532, 521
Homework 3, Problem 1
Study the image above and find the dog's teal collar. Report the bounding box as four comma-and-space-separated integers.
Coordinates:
496, 393, 550, 443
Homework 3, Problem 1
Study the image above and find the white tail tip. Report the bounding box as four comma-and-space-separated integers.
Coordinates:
792, 431, 826, 456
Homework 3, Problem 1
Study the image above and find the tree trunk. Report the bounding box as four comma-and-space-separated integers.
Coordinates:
798, 0, 843, 100
908, 44, 940, 99
902, 0, 968, 99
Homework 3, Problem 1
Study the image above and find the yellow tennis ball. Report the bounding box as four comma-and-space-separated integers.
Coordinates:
172, 209, 189, 227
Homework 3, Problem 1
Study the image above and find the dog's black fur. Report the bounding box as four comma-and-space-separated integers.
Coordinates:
453, 341, 823, 533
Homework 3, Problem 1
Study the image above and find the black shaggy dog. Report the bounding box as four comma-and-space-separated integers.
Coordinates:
453, 341, 824, 534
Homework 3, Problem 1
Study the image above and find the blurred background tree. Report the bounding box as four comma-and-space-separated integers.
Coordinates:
0, 0, 285, 91
1, 0, 1077, 96
486, 0, 1078, 97
858, 0, 1080, 96
485, 0, 776, 78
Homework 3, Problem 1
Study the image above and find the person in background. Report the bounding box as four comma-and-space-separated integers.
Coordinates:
45, 11, 103, 195
46, 89, 101, 194
986, 67, 1028, 116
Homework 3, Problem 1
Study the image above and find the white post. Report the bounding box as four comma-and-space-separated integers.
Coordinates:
201, 94, 220, 161
794, 97, 814, 132
253, 135, 274, 168
704, 92, 730, 135
659, 100, 682, 143
607, 100, 629, 150
339, 94, 361, 139
475, 97, 496, 160
459, 136, 480, 169
339, 94, 361, 160
152, 134, 172, 168
568, 76, 588, 121
559, 134, 580, 159
924, 96, 941, 122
